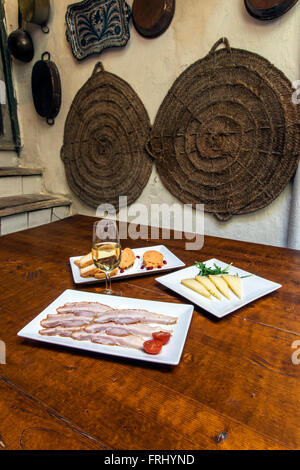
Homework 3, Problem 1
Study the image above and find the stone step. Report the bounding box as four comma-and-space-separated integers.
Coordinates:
0, 194, 72, 236
0, 167, 43, 176
0, 167, 44, 196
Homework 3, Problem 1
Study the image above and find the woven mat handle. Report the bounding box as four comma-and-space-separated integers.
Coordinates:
209, 37, 231, 55
92, 62, 105, 75
145, 140, 158, 160
215, 212, 233, 221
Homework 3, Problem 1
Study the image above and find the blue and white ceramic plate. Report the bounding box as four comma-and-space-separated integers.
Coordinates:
66, 0, 131, 60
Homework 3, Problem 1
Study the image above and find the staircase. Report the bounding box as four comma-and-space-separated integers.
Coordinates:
0, 167, 72, 236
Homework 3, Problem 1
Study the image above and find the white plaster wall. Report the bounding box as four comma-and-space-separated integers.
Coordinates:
4, 0, 300, 247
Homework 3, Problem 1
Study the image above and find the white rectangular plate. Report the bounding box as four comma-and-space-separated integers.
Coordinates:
70, 245, 185, 284
156, 258, 282, 319
17, 289, 194, 366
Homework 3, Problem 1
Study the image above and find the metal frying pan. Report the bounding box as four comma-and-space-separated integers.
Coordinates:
31, 52, 61, 126
244, 0, 298, 20
132, 0, 175, 38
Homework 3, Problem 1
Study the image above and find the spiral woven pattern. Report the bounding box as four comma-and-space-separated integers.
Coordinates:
61, 63, 152, 209
148, 38, 300, 220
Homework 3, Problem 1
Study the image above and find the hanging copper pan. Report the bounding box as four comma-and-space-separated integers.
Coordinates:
132, 0, 175, 38
18, 0, 50, 33
244, 0, 298, 20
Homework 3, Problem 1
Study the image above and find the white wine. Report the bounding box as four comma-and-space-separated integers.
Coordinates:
92, 242, 121, 272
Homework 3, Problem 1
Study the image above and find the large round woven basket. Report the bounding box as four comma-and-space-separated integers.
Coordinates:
61, 62, 152, 209
148, 38, 300, 220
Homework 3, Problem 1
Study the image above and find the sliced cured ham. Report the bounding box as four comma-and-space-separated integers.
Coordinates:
56, 302, 114, 316
40, 314, 92, 328
39, 326, 82, 337
71, 331, 144, 349
85, 322, 172, 337
93, 309, 177, 325
55, 303, 177, 325
38, 302, 176, 354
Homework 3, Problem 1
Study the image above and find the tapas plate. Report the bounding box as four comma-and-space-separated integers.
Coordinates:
70, 245, 185, 284
156, 258, 281, 319
17, 289, 194, 366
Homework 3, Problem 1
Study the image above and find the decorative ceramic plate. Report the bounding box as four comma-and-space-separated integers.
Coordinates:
17, 289, 194, 366
66, 0, 131, 60
156, 259, 281, 319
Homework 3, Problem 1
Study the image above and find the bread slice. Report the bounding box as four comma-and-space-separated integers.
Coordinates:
222, 274, 242, 299
94, 268, 118, 279
80, 263, 99, 278
209, 275, 231, 300
195, 276, 222, 300
75, 252, 93, 269
181, 278, 211, 299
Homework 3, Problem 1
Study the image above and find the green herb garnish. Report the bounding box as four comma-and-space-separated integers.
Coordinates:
194, 261, 253, 278
194, 261, 232, 277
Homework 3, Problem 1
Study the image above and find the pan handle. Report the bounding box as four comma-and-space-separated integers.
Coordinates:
42, 51, 51, 61
41, 25, 49, 34
46, 118, 55, 126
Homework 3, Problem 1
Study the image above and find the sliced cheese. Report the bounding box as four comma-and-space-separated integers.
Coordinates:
195, 276, 222, 300
181, 278, 211, 299
222, 274, 242, 299
209, 275, 231, 300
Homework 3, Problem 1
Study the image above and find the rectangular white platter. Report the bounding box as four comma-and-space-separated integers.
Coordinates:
155, 258, 282, 319
17, 289, 194, 366
70, 245, 185, 284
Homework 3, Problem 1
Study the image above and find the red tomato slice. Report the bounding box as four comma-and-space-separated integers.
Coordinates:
143, 339, 163, 355
152, 331, 171, 345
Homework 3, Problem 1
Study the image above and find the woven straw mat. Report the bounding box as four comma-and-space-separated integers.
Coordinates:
61, 62, 152, 209
147, 38, 300, 221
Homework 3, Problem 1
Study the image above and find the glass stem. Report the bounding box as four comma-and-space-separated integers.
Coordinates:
105, 271, 112, 294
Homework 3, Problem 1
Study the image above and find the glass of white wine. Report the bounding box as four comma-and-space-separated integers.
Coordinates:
92, 219, 122, 296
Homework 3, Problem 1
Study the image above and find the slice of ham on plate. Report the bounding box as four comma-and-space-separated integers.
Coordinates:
71, 331, 145, 350
93, 309, 178, 325
39, 326, 83, 337
57, 302, 114, 316
40, 314, 93, 328
85, 322, 172, 337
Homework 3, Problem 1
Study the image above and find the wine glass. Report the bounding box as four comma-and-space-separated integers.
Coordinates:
92, 219, 122, 296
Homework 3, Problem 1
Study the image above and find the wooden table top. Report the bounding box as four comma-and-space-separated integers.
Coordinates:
0, 214, 299, 450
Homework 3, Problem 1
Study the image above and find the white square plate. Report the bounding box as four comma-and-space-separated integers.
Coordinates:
17, 289, 194, 366
70, 245, 185, 284
156, 258, 282, 319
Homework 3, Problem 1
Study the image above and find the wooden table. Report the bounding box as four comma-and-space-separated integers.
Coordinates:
0, 214, 299, 450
